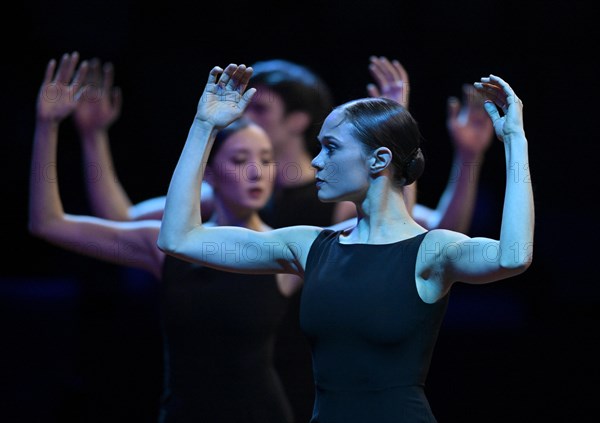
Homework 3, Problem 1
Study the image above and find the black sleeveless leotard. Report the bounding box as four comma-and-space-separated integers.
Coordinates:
300, 230, 449, 423
158, 255, 293, 423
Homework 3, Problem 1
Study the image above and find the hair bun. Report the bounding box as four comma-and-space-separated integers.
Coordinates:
403, 148, 424, 185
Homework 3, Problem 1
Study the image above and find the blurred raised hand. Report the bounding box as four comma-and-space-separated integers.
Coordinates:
447, 83, 494, 159
367, 56, 410, 108
73, 58, 122, 135
37, 52, 88, 123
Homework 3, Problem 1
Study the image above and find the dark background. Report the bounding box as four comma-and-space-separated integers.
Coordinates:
2, 0, 599, 422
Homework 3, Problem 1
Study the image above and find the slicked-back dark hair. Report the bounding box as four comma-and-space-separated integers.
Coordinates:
337, 97, 425, 187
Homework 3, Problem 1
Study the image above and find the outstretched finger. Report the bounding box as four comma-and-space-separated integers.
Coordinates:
217, 63, 237, 88
392, 59, 409, 84
72, 61, 89, 102
477, 80, 503, 99
238, 87, 257, 110
64, 52, 80, 84
207, 66, 224, 85
487, 74, 515, 97
72, 60, 89, 90
376, 57, 396, 83
237, 66, 254, 93
42, 58, 57, 86
368, 57, 387, 88
54, 53, 71, 83
488, 75, 522, 107
228, 64, 247, 90
382, 57, 404, 84
87, 58, 101, 85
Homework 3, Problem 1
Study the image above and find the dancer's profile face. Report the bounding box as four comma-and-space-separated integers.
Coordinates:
208, 123, 276, 212
312, 109, 371, 203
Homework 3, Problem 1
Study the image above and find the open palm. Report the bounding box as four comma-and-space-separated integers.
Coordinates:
196, 64, 256, 128
37, 52, 88, 122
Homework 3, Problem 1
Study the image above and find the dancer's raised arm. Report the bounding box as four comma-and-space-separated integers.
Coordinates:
421, 74, 533, 294
157, 64, 321, 275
